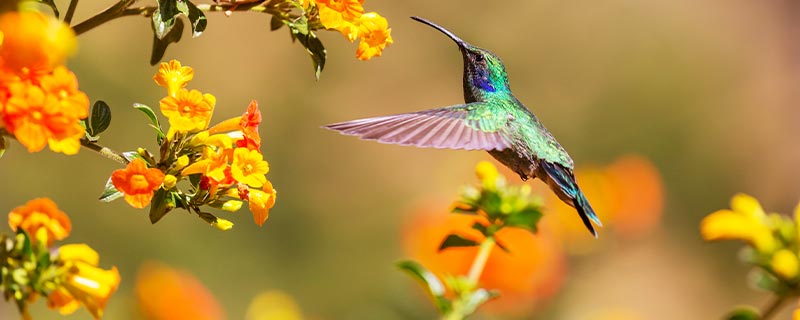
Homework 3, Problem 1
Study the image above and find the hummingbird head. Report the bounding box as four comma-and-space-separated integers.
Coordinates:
411, 16, 510, 97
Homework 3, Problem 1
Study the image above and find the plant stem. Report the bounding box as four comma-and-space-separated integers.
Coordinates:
64, 0, 80, 24
80, 138, 129, 165
761, 294, 790, 320
71, 0, 138, 35
467, 236, 495, 284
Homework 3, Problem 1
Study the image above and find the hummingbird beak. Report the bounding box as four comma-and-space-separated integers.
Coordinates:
411, 16, 469, 50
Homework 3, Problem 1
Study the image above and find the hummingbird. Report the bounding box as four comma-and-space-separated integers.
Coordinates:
324, 16, 602, 237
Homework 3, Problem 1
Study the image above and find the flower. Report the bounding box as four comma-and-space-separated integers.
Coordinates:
136, 261, 226, 320
159, 89, 216, 132
246, 291, 304, 320
49, 244, 121, 319
8, 197, 71, 245
700, 193, 777, 253
2, 81, 85, 154
771, 249, 799, 280
316, 0, 364, 39
237, 100, 262, 150
355, 12, 392, 60
0, 11, 76, 77
153, 59, 194, 97
38, 65, 89, 119
231, 148, 269, 187
111, 158, 166, 208
249, 181, 277, 226
402, 202, 566, 315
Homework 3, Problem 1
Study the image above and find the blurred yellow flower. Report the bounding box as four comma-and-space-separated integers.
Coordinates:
231, 147, 269, 187
136, 261, 226, 320
475, 160, 500, 189
771, 249, 799, 280
8, 197, 71, 246
249, 181, 277, 226
246, 290, 304, 320
700, 193, 777, 253
355, 12, 393, 60
0, 11, 76, 77
153, 59, 194, 97
159, 89, 216, 132
49, 244, 121, 319
213, 217, 234, 231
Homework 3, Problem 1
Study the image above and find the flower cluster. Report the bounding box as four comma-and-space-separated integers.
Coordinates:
107, 60, 276, 229
1, 198, 120, 319
303, 0, 393, 60
0, 10, 89, 155
701, 194, 800, 319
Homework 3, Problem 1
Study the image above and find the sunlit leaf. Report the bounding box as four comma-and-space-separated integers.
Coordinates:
725, 306, 759, 320
151, 17, 185, 65
185, 1, 207, 37
99, 177, 124, 202
504, 207, 542, 233
133, 103, 166, 141
88, 100, 112, 137
438, 233, 479, 252
286, 18, 326, 80
397, 261, 451, 314
464, 288, 500, 314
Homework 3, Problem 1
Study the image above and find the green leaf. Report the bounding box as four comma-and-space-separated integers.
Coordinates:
724, 306, 759, 320
451, 201, 479, 215
750, 268, 787, 294
133, 103, 166, 141
503, 207, 543, 233
35, 0, 59, 17
151, 17, 185, 65
88, 100, 112, 137
122, 151, 146, 163
464, 288, 500, 315
397, 261, 451, 314
438, 233, 480, 252
286, 18, 326, 80
196, 211, 218, 224
184, 1, 207, 37
98, 177, 124, 202
270, 15, 284, 31
0, 136, 6, 159
157, 0, 180, 35
149, 189, 175, 224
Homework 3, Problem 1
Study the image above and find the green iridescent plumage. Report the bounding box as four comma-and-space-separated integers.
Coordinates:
325, 16, 602, 236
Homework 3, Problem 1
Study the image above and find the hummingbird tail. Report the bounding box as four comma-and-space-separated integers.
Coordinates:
540, 161, 602, 237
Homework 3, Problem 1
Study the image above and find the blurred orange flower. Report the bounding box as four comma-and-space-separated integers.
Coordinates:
38, 66, 89, 119
231, 148, 269, 188
49, 244, 121, 319
402, 202, 566, 315
355, 12, 393, 61
2, 81, 85, 154
153, 59, 194, 97
249, 181, 277, 226
0, 11, 76, 77
159, 89, 216, 132
136, 261, 226, 320
111, 158, 166, 208
8, 197, 71, 245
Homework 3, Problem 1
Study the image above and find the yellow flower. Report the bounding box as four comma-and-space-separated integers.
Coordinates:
231, 147, 269, 187
8, 197, 71, 246
771, 249, 799, 280
475, 160, 500, 189
49, 244, 121, 319
246, 291, 304, 320
153, 60, 194, 97
700, 193, 777, 253
212, 218, 234, 231
159, 89, 216, 132
163, 174, 177, 189
316, 0, 364, 29
355, 12, 392, 60
0, 11, 76, 77
249, 181, 277, 226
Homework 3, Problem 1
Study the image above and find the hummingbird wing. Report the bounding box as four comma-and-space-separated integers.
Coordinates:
324, 103, 510, 151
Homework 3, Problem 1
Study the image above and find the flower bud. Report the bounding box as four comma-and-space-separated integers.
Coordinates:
163, 174, 177, 189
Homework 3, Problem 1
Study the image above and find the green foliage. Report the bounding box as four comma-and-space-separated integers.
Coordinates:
397, 261, 451, 314
87, 100, 111, 138
725, 307, 759, 320
133, 103, 166, 144
286, 17, 326, 80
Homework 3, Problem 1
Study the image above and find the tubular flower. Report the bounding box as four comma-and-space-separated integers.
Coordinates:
49, 244, 121, 319
136, 262, 226, 320
249, 181, 277, 226
153, 60, 194, 97
111, 158, 166, 208
38, 66, 89, 119
237, 100, 262, 150
159, 89, 216, 132
316, 0, 364, 34
2, 82, 85, 154
0, 11, 76, 77
8, 197, 71, 245
700, 193, 778, 253
355, 12, 393, 60
231, 148, 269, 187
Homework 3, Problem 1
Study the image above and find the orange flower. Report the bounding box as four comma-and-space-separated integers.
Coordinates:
159, 89, 216, 132
402, 202, 566, 315
249, 181, 276, 226
111, 158, 166, 208
8, 197, 71, 245
136, 261, 226, 320
237, 100, 261, 150
355, 12, 393, 60
231, 148, 269, 187
38, 66, 89, 119
153, 60, 194, 97
49, 244, 121, 319
2, 81, 85, 154
316, 0, 364, 29
0, 11, 76, 77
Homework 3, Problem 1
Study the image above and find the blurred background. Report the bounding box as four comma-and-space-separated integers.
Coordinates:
2, 0, 800, 319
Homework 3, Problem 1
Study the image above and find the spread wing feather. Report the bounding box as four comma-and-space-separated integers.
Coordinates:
324, 103, 510, 151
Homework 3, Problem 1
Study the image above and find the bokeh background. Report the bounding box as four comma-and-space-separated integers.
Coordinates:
2, 0, 800, 319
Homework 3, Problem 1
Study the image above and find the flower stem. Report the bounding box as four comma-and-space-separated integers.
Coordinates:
64, 0, 80, 24
467, 236, 495, 284
761, 294, 790, 320
80, 138, 129, 165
